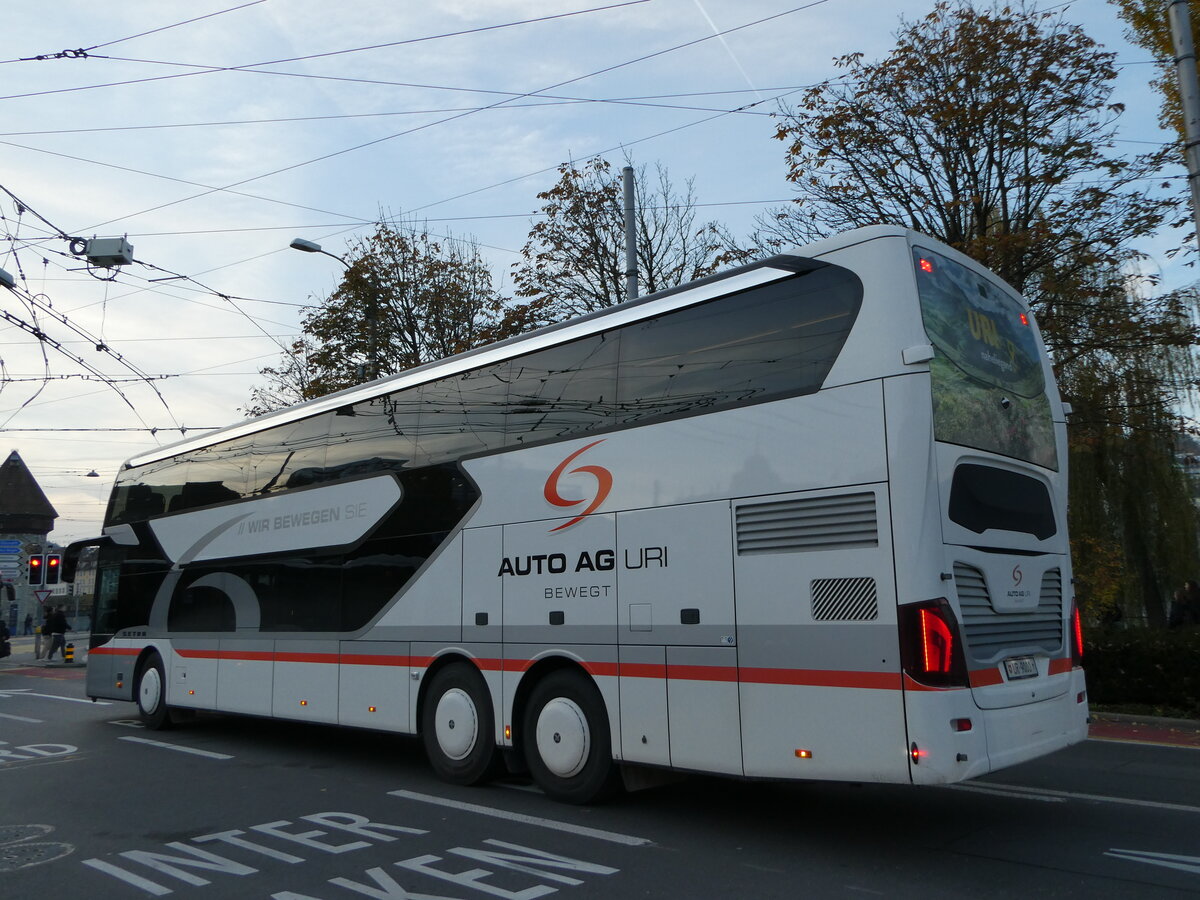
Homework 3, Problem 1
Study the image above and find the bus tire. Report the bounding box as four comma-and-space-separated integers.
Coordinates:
421, 663, 497, 785
522, 669, 618, 804
136, 653, 172, 731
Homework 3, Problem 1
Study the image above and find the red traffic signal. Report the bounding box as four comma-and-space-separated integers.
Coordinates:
28, 554, 44, 585
45, 554, 61, 585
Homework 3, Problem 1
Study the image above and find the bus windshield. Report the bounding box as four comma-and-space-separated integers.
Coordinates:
913, 247, 1056, 470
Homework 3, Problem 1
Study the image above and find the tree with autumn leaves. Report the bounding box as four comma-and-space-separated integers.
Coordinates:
248, 1, 1200, 625
767, 0, 1199, 625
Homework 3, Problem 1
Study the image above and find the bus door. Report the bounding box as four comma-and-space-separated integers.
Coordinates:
617, 501, 740, 774
732, 484, 907, 781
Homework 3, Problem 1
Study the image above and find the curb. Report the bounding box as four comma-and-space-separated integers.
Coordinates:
1090, 711, 1200, 732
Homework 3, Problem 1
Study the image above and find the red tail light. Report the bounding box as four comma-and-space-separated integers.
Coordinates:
900, 599, 969, 688
1070, 600, 1084, 667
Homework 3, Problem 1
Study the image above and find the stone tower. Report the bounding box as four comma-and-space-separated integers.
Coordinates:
0, 450, 58, 630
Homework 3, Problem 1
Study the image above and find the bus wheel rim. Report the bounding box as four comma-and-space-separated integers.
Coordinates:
139, 667, 162, 714
434, 688, 478, 761
535, 697, 589, 778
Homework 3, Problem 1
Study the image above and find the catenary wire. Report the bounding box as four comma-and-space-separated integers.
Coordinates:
80, 1, 835, 232
0, 0, 650, 98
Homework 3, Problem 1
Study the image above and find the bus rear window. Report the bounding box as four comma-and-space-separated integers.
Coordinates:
914, 247, 1056, 470
948, 464, 1056, 540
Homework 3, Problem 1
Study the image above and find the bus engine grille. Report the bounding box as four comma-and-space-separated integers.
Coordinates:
812, 577, 878, 621
735, 492, 878, 555
953, 563, 1064, 662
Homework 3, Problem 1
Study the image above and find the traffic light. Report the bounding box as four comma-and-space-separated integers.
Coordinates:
28, 554, 43, 586
45, 554, 61, 585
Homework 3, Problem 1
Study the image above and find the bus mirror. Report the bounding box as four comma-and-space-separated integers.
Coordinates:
63, 536, 110, 584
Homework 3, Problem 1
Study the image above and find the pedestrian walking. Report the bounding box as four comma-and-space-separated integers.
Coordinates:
44, 606, 69, 661
22, 613, 32, 635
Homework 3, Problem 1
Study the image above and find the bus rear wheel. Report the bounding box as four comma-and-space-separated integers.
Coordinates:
136, 653, 173, 730
421, 663, 497, 785
522, 670, 618, 804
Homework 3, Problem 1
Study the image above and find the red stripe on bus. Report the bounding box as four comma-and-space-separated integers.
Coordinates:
902, 673, 968, 692
340, 654, 412, 667
619, 663, 667, 679
273, 652, 340, 664
740, 667, 901, 690
582, 661, 619, 678
1047, 658, 1073, 676
89, 646, 141, 657
969, 668, 1004, 688
176, 649, 274, 662
136, 648, 932, 694
667, 664, 739, 683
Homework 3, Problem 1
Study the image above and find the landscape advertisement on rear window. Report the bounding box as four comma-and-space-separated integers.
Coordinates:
913, 248, 1057, 470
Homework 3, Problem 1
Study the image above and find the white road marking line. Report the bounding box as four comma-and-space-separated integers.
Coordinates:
948, 782, 1200, 815
0, 712, 43, 723
82, 858, 172, 896
1106, 849, 1200, 875
0, 690, 109, 705
117, 736, 233, 760
1088, 737, 1200, 751
946, 784, 1065, 803
389, 789, 652, 846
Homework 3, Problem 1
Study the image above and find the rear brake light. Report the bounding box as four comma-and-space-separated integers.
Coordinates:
1070, 600, 1084, 666
900, 599, 969, 688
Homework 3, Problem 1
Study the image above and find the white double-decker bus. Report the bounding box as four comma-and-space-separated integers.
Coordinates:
77, 225, 1087, 803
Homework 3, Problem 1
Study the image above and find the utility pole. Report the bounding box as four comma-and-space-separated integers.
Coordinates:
622, 166, 638, 302
1169, 0, 1200, 254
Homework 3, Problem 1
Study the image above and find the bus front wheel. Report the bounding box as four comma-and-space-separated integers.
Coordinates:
522, 670, 618, 804
421, 663, 497, 785
136, 653, 172, 730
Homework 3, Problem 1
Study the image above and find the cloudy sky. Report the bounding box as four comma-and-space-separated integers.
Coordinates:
0, 0, 1178, 543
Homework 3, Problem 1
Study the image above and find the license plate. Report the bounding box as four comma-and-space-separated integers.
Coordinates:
1004, 656, 1038, 680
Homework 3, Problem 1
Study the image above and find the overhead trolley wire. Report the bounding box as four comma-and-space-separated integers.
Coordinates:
0, 86, 794, 138
0, 0, 651, 101
0, 0, 269, 64
82, 0, 270, 53
81, 0, 835, 233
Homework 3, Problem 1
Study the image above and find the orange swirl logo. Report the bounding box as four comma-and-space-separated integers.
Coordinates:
544, 440, 612, 532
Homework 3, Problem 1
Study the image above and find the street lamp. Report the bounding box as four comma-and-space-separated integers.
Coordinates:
289, 237, 378, 382
289, 237, 347, 266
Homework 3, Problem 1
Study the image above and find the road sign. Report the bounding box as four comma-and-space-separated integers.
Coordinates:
34, 590, 52, 605
0, 540, 22, 552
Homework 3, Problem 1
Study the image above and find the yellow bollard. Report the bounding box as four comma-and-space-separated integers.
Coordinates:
63, 643, 74, 664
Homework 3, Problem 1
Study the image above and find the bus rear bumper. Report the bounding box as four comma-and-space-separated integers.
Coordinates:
906, 669, 1088, 785
980, 669, 1088, 775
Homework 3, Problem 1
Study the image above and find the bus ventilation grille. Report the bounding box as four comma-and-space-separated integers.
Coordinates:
812, 577, 878, 621
953, 563, 1064, 663
735, 492, 878, 555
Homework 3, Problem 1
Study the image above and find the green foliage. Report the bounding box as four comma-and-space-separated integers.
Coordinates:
1084, 626, 1200, 717
511, 157, 724, 326
246, 220, 507, 412
769, 0, 1200, 623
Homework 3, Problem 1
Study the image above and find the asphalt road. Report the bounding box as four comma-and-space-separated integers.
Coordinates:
1, 652, 1198, 899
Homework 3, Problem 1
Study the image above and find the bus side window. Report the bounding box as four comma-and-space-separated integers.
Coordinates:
616, 270, 862, 424
506, 333, 619, 446
416, 362, 511, 464
324, 396, 419, 478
